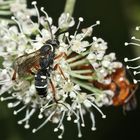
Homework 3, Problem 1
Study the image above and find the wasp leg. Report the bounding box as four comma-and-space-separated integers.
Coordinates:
27, 69, 35, 75
30, 72, 35, 75
124, 84, 138, 104
34, 65, 40, 70
12, 70, 17, 80
54, 52, 67, 60
49, 79, 70, 110
49, 79, 58, 103
54, 53, 67, 80
54, 64, 68, 80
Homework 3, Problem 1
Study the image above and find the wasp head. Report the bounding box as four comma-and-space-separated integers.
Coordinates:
40, 39, 59, 55
46, 39, 59, 47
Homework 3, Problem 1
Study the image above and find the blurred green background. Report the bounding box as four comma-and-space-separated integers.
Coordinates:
0, 0, 140, 140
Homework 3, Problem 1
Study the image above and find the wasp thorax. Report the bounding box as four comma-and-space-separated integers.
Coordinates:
40, 44, 53, 55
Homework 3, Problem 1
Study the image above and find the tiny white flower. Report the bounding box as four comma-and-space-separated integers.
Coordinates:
69, 91, 76, 99
102, 60, 111, 68
71, 39, 89, 53
82, 27, 93, 37
63, 81, 74, 92
91, 38, 107, 52
58, 13, 75, 29
83, 99, 92, 108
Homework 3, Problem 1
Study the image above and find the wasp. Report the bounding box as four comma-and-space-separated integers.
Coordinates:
12, 22, 67, 100
93, 67, 138, 111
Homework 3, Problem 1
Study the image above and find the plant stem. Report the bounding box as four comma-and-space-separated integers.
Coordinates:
72, 78, 102, 94
69, 59, 88, 67
64, 0, 76, 16
66, 51, 89, 63
70, 72, 94, 80
71, 69, 92, 74
0, 11, 11, 15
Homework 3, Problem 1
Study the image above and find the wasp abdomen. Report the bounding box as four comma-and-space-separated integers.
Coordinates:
35, 70, 49, 97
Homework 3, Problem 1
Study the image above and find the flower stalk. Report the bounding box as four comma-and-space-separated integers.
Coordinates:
64, 0, 76, 15
0, 0, 15, 23
72, 78, 103, 94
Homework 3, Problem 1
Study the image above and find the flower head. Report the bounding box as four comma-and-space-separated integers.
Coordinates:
0, 1, 124, 138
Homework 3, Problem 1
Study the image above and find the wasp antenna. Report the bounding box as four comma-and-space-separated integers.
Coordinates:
46, 20, 53, 40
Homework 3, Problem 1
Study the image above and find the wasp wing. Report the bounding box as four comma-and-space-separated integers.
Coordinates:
13, 50, 41, 77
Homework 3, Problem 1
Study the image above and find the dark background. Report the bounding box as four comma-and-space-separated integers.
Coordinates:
0, 0, 140, 140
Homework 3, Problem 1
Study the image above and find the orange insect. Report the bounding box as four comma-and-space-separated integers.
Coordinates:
93, 67, 138, 110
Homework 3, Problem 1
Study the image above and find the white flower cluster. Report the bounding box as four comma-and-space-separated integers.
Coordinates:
124, 26, 140, 84
87, 37, 122, 84
0, 1, 123, 138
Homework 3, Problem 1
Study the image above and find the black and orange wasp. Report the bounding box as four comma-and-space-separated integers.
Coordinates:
12, 20, 66, 100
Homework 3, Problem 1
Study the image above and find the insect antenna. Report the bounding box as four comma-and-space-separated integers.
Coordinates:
46, 20, 54, 40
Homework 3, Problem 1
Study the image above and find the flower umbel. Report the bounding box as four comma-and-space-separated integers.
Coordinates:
0, 1, 124, 138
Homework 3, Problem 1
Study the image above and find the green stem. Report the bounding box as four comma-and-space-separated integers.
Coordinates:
0, 19, 14, 24
0, 5, 10, 10
71, 69, 92, 74
64, 0, 76, 16
0, 11, 11, 15
69, 59, 88, 67
0, 0, 13, 5
72, 78, 102, 94
70, 72, 94, 80
66, 51, 89, 63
